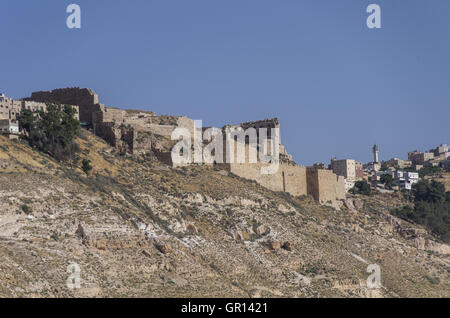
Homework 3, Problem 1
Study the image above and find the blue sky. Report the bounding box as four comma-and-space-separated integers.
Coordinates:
1, 0, 449, 165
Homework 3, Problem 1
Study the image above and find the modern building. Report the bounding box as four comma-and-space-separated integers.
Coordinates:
22, 100, 47, 112
330, 158, 357, 192
0, 119, 19, 139
0, 93, 22, 121
394, 171, 419, 190
386, 158, 412, 169
0, 92, 80, 136
431, 144, 449, 157
409, 151, 435, 165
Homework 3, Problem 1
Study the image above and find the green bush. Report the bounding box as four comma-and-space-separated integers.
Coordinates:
419, 166, 443, 178
18, 103, 80, 161
352, 180, 371, 195
380, 174, 394, 189
392, 180, 450, 243
82, 159, 93, 175
21, 204, 32, 215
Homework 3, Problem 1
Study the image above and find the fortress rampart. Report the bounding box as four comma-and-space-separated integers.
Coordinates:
16, 87, 344, 205
25, 87, 103, 124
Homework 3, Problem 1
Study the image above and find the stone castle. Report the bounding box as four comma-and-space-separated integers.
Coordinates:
3, 87, 345, 206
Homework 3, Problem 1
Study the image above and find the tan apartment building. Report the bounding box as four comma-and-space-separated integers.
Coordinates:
408, 151, 435, 165
386, 158, 412, 169
22, 100, 47, 112
0, 93, 22, 121
330, 158, 357, 192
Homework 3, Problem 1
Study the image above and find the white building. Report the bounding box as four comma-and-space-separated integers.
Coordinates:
395, 171, 419, 190
0, 119, 19, 135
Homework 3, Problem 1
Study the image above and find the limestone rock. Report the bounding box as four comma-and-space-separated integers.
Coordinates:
154, 241, 172, 254
269, 241, 281, 250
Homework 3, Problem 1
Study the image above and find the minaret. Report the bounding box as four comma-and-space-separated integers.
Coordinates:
372, 144, 379, 163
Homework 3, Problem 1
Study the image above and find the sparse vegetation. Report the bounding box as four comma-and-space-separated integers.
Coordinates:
419, 166, 443, 178
1, 127, 449, 298
379, 174, 394, 189
352, 180, 371, 195
18, 103, 80, 161
21, 204, 32, 215
392, 180, 450, 243
81, 159, 93, 175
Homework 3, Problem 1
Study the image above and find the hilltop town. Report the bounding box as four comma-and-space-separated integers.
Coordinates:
328, 143, 450, 194
1, 88, 449, 207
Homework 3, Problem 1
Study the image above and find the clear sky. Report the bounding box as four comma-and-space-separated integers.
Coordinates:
1, 0, 449, 165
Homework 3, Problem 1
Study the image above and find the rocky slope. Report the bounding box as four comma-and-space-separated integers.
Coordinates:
0, 132, 449, 298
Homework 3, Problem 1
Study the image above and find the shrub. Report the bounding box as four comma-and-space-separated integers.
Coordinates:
419, 166, 443, 178
81, 159, 93, 175
352, 180, 371, 195
21, 204, 32, 215
380, 174, 394, 189
18, 103, 80, 161
392, 180, 450, 243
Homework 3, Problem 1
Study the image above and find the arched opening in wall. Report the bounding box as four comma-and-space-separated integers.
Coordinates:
282, 171, 286, 193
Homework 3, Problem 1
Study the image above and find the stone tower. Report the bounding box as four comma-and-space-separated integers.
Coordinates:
372, 144, 379, 163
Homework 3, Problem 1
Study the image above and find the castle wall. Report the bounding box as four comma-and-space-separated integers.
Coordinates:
306, 168, 345, 204
224, 162, 307, 197
93, 105, 194, 158
16, 88, 346, 206
28, 88, 104, 124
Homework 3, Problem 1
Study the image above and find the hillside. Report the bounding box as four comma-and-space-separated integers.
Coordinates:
0, 131, 449, 298
427, 172, 450, 192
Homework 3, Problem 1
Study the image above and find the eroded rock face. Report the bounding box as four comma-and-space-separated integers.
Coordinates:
375, 212, 450, 255
344, 198, 364, 211
412, 238, 450, 255
154, 241, 172, 254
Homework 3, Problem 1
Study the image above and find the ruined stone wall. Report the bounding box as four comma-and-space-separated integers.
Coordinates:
133, 131, 153, 155
93, 105, 194, 157
176, 116, 195, 139
94, 122, 119, 147
94, 122, 152, 155
101, 108, 127, 123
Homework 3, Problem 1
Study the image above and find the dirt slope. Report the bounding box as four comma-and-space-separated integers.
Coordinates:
0, 132, 449, 298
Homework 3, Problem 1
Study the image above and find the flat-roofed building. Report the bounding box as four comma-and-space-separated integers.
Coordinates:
22, 100, 47, 112
0, 93, 22, 120
386, 158, 412, 169
330, 158, 357, 192
0, 119, 19, 139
